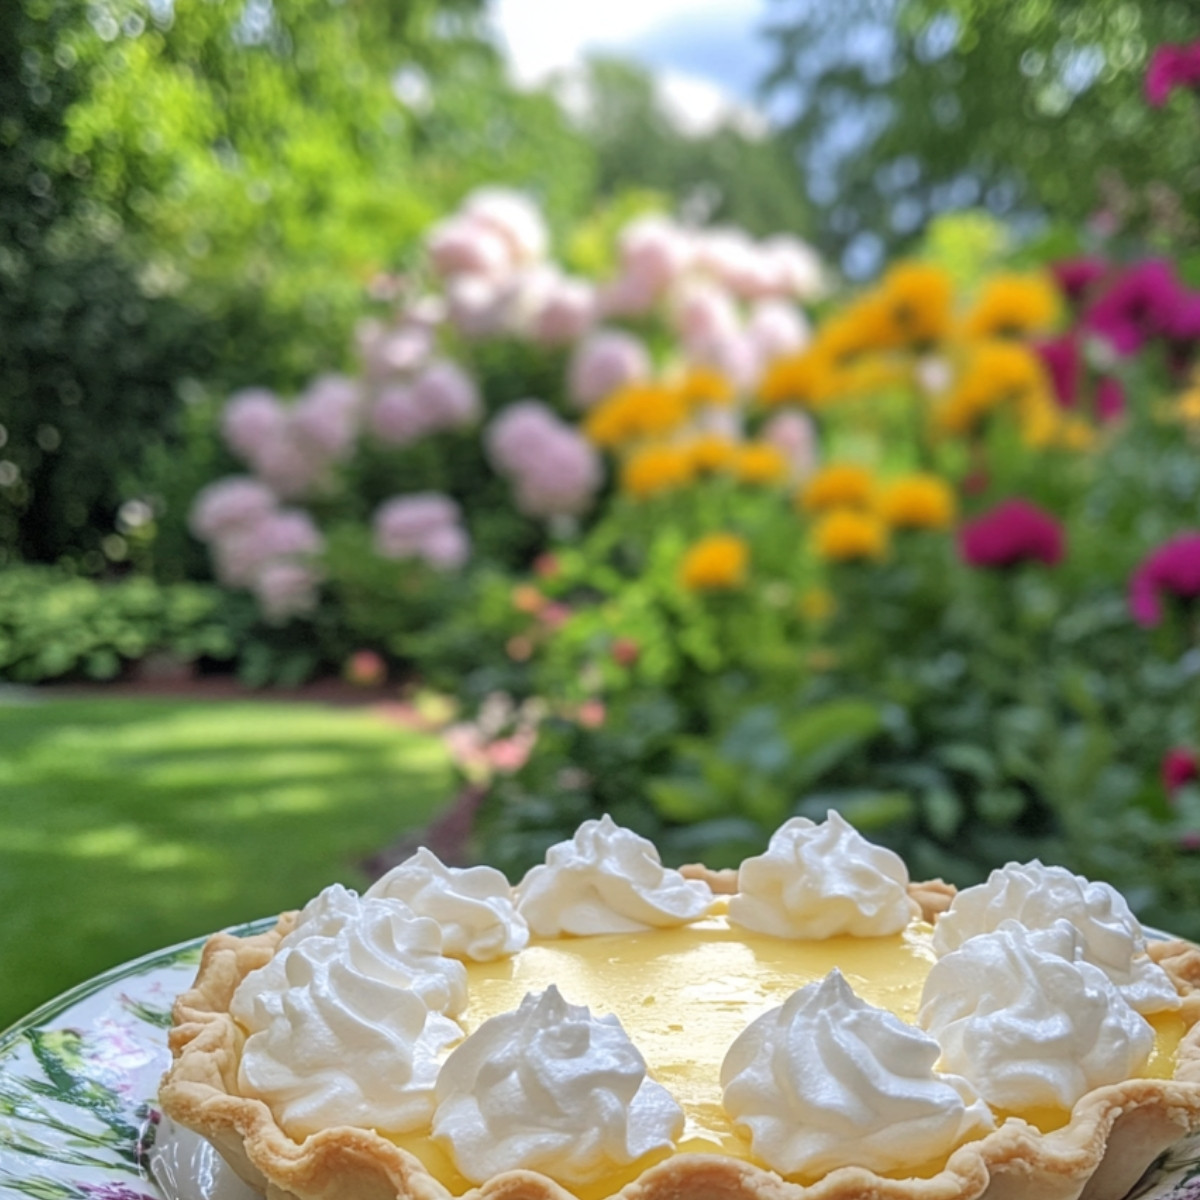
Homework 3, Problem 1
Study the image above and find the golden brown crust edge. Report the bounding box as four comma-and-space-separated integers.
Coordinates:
159, 887, 1200, 1200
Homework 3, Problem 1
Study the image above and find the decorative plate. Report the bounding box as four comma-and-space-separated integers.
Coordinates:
2, 925, 1200, 1200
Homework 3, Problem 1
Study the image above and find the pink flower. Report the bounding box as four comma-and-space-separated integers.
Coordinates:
485, 401, 557, 475
1161, 289, 1200, 345
427, 215, 512, 279
412, 360, 481, 429
212, 509, 323, 588
1050, 258, 1107, 304
673, 280, 740, 351
1035, 335, 1081, 408
357, 319, 433, 379
370, 384, 431, 446
529, 274, 596, 345
253, 560, 321, 623
577, 699, 607, 729
1095, 376, 1127, 423
1145, 41, 1200, 107
567, 329, 651, 409
250, 435, 327, 499
461, 187, 548, 264
1129, 533, 1200, 627
760, 235, 825, 301
617, 215, 692, 294
373, 493, 470, 570
1083, 259, 1181, 356
446, 274, 516, 339
188, 477, 277, 541
1163, 748, 1199, 796
221, 388, 286, 459
762, 411, 818, 482
747, 299, 811, 362
291, 375, 360, 460
958, 499, 1066, 569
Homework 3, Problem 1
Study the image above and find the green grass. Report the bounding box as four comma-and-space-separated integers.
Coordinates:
0, 697, 453, 1032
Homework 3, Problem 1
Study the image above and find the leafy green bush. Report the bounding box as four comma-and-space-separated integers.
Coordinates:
0, 565, 235, 682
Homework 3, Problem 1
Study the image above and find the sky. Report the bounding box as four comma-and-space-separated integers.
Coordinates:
490, 0, 776, 134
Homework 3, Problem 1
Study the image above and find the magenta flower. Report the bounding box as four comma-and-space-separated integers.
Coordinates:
1163, 748, 1199, 796
958, 499, 1065, 569
1094, 376, 1127, 423
1146, 41, 1200, 107
1035, 335, 1081, 408
1161, 289, 1200, 345
1050, 257, 1107, 303
1129, 533, 1200, 627
1083, 260, 1182, 355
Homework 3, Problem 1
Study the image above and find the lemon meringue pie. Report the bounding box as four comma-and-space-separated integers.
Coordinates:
160, 812, 1200, 1200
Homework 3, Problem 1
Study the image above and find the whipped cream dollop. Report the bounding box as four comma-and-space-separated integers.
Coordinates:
237, 910, 466, 1138
231, 890, 467, 1034
919, 919, 1154, 1111
931, 860, 1179, 1014
366, 847, 529, 962
728, 812, 914, 939
720, 970, 993, 1176
515, 815, 713, 936
432, 986, 684, 1185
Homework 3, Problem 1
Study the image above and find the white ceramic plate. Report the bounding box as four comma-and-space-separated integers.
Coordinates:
1, 926, 1199, 1200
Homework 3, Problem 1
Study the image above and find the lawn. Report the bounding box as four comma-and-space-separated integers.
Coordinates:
0, 696, 453, 1031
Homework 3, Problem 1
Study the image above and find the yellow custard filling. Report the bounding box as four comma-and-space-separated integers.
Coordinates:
378, 909, 1184, 1199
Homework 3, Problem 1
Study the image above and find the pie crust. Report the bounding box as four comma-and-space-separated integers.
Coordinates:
159, 873, 1200, 1200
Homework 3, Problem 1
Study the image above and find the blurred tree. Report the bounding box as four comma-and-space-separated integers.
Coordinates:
573, 56, 812, 237
1, 0, 597, 570
761, 0, 1200, 275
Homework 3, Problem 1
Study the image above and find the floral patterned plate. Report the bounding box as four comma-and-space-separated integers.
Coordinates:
2, 924, 1200, 1200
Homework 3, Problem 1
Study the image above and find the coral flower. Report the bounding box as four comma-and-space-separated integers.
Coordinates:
958, 499, 1065, 568
962, 273, 1060, 340
1128, 533, 1200, 627
880, 261, 955, 347
879, 475, 957, 531
799, 462, 877, 513
732, 442, 790, 486
679, 533, 750, 590
813, 509, 888, 562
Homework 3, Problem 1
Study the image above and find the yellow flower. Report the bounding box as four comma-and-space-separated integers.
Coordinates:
880, 261, 955, 347
1176, 388, 1200, 426
813, 509, 889, 562
759, 347, 838, 410
936, 340, 1052, 437
679, 366, 735, 408
798, 462, 877, 513
679, 533, 749, 590
732, 442, 789, 486
817, 293, 902, 361
687, 432, 738, 474
621, 444, 695, 499
962, 272, 1060, 340
584, 383, 689, 447
799, 586, 836, 622
878, 474, 957, 531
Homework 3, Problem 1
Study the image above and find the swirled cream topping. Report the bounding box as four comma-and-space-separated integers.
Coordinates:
728, 812, 914, 939
515, 815, 713, 935
365, 847, 529, 962
919, 919, 1155, 1111
720, 970, 993, 1177
931, 860, 1179, 1014
237, 913, 466, 1139
432, 985, 684, 1185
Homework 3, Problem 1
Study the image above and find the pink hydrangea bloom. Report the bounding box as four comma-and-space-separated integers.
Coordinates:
1146, 41, 1200, 107
762, 411, 818, 482
372, 492, 470, 570
529, 274, 596, 345
958, 499, 1065, 569
250, 436, 326, 499
446, 274, 517, 339
291, 375, 360, 460
747, 299, 811, 361
567, 330, 652, 409
427, 215, 512, 279
617, 215, 692, 294
461, 187, 548, 265
1129, 533, 1200, 627
370, 384, 430, 447
252, 560, 322, 623
673, 280, 740, 351
760, 235, 825, 301
188, 477, 277, 541
357, 319, 434, 379
221, 388, 286, 460
412, 360, 481, 429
